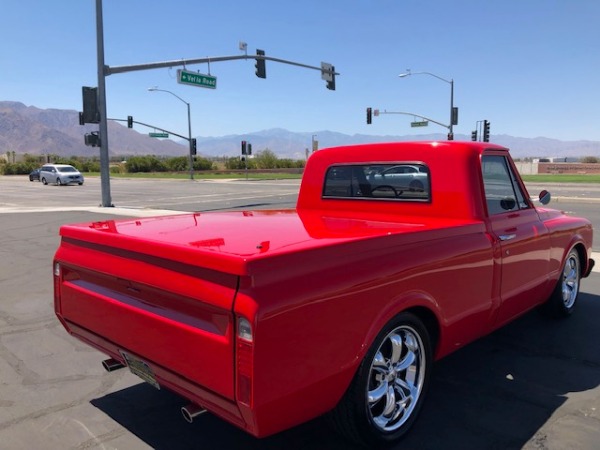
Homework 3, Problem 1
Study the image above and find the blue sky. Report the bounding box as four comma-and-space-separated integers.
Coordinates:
1, 0, 599, 142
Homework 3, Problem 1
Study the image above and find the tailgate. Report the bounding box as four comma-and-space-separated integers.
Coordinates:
54, 238, 238, 400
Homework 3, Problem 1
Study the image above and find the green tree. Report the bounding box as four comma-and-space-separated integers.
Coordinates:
255, 149, 278, 169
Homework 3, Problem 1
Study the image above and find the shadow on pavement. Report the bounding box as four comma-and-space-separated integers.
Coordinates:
92, 292, 600, 450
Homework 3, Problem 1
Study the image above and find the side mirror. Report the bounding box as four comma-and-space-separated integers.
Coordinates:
539, 190, 551, 205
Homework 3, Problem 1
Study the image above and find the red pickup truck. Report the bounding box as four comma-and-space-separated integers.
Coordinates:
53, 141, 594, 447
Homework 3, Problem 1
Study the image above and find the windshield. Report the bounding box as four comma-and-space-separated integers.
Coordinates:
57, 166, 78, 173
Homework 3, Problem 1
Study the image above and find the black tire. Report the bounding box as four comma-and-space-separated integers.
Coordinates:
56, 178, 62, 186
329, 312, 432, 447
42, 177, 48, 185
408, 179, 424, 192
540, 248, 581, 318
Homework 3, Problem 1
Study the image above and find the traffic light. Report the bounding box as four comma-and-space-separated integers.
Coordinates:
321, 62, 335, 90
127, 116, 133, 128
248, 143, 252, 156
191, 138, 197, 155
78, 112, 85, 126
471, 130, 477, 141
81, 86, 99, 124
84, 132, 100, 147
483, 120, 491, 142
255, 50, 266, 79
327, 65, 336, 90
451, 107, 459, 126
241, 140, 247, 155
367, 107, 372, 125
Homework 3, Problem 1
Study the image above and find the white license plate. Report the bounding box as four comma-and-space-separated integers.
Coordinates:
119, 351, 160, 390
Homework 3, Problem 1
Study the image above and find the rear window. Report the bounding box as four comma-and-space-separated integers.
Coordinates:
323, 163, 430, 202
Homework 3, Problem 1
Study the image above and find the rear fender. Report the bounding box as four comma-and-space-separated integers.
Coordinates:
359, 290, 443, 363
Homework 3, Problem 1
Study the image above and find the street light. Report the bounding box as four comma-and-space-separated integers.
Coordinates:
147, 87, 194, 180
399, 69, 455, 140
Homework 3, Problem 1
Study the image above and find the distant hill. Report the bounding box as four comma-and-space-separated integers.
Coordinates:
0, 101, 186, 158
1, 101, 600, 160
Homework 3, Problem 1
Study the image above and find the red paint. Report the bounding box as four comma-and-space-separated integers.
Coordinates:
54, 141, 594, 438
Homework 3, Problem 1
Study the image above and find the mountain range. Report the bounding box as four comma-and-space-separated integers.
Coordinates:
2, 101, 599, 160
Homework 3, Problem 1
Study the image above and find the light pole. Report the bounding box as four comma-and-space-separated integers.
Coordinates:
399, 69, 455, 140
148, 87, 194, 180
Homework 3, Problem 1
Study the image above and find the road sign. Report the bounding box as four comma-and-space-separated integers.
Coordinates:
411, 121, 429, 128
149, 132, 169, 138
177, 69, 217, 89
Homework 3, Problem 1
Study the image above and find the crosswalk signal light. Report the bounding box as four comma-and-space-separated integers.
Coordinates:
127, 116, 133, 128
255, 50, 266, 79
483, 120, 491, 142
367, 107, 372, 125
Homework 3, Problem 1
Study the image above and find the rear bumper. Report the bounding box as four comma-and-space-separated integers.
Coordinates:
62, 319, 249, 432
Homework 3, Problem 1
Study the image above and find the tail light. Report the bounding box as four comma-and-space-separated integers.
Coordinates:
236, 316, 254, 406
53, 261, 62, 312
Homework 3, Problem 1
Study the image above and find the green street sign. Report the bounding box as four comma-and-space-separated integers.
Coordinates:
411, 121, 428, 128
177, 69, 217, 89
149, 132, 169, 138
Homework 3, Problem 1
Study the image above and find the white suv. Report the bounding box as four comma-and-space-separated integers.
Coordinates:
39, 164, 84, 186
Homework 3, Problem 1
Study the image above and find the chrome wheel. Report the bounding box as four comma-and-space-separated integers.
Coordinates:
561, 252, 580, 309
541, 248, 581, 318
330, 313, 431, 446
367, 324, 426, 432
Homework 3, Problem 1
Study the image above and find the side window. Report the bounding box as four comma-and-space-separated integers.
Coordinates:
482, 155, 529, 215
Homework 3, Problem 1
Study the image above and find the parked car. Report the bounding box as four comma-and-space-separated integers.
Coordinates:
29, 168, 41, 182
367, 163, 429, 194
39, 164, 84, 186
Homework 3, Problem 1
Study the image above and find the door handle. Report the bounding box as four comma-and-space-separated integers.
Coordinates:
499, 234, 516, 241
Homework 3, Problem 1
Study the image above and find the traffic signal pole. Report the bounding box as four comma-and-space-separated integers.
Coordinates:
95, 0, 112, 207
94, 0, 337, 207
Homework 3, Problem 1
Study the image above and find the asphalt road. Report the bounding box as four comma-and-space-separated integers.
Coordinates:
0, 175, 599, 449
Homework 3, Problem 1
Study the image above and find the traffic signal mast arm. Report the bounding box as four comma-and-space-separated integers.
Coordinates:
374, 110, 450, 130
109, 117, 190, 141
105, 52, 338, 88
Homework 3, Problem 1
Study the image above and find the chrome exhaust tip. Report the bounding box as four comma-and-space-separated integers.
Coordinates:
102, 358, 125, 372
181, 404, 207, 423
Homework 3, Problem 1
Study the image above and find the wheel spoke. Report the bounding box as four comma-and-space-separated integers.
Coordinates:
395, 377, 418, 400
389, 333, 403, 365
373, 351, 387, 369
368, 379, 388, 404
395, 350, 416, 372
382, 385, 396, 417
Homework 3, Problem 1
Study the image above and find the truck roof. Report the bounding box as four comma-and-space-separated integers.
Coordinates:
298, 140, 510, 220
